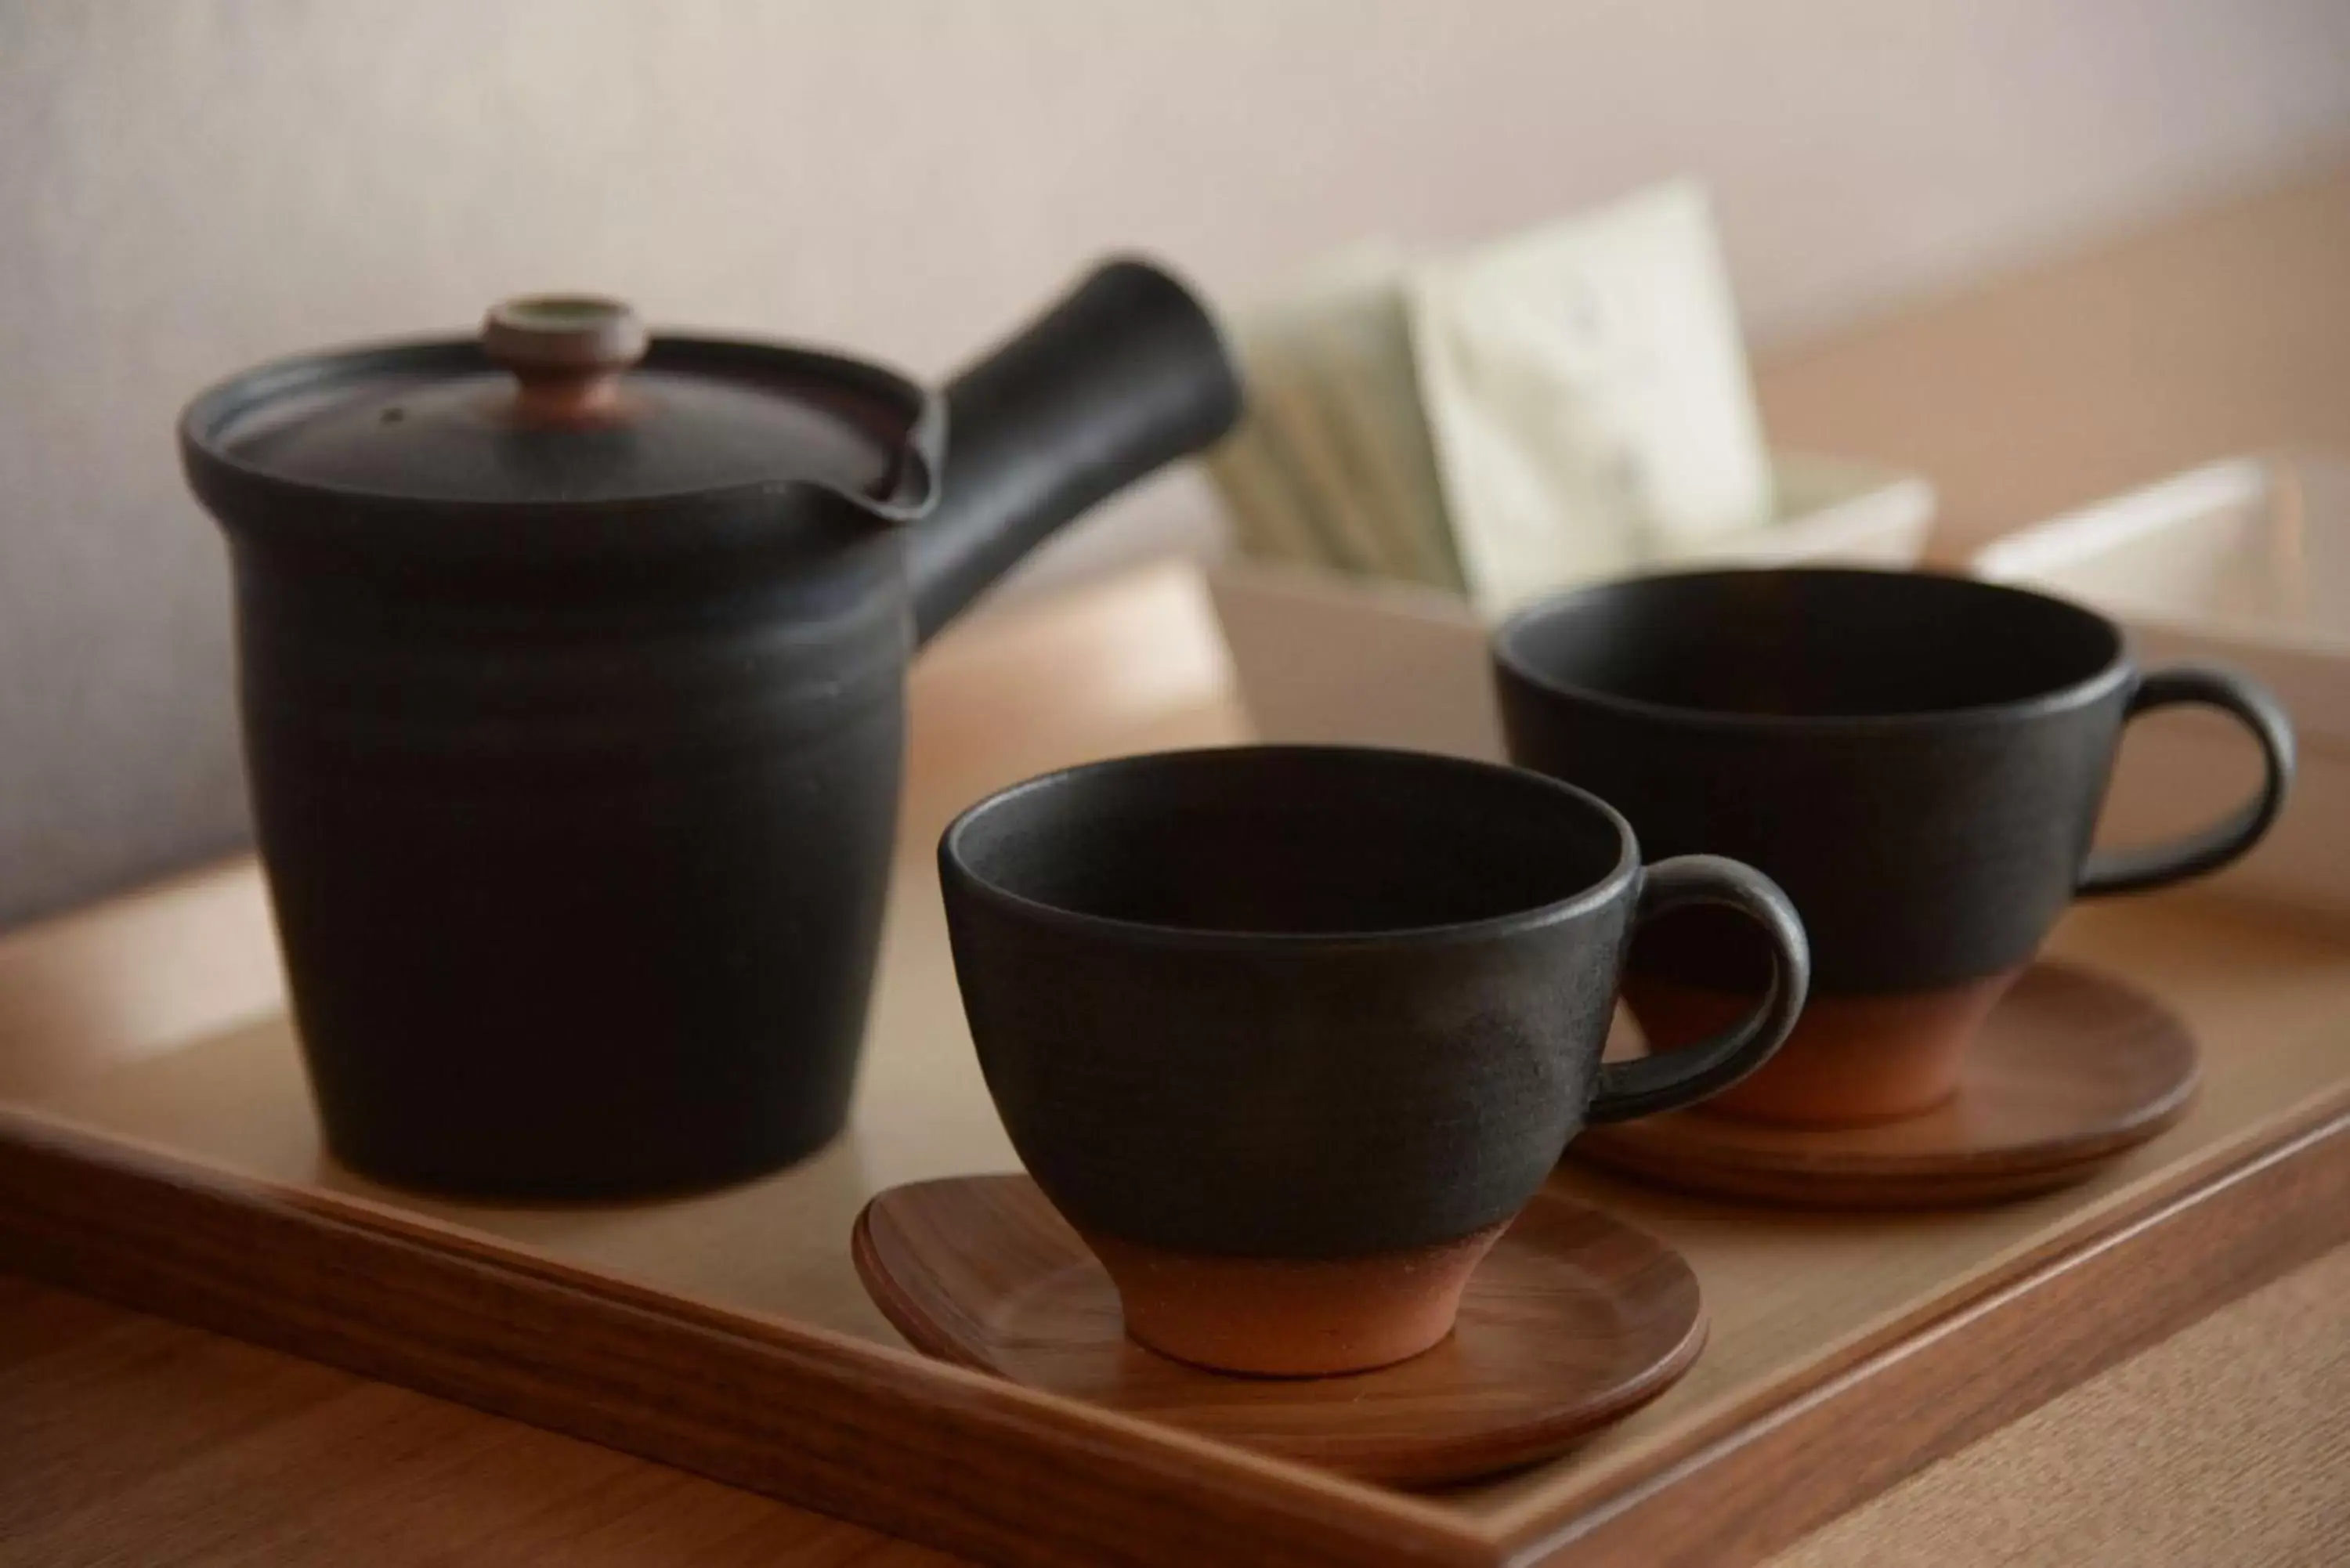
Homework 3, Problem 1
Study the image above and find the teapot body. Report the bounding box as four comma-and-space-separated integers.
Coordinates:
232, 493, 913, 1194
184, 260, 1239, 1197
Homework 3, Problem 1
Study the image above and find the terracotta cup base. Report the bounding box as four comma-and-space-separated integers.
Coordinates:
1575, 962, 2200, 1209
1623, 968, 2023, 1127
1078, 1224, 1506, 1378
851, 1174, 1706, 1484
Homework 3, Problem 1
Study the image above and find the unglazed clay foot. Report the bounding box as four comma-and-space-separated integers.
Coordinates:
1624, 968, 2023, 1127
1079, 1223, 1509, 1377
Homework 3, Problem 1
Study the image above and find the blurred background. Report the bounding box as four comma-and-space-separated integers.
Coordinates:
4, 0, 2349, 927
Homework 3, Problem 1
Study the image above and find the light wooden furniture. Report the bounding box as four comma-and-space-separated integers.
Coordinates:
8, 164, 2350, 1565
1759, 167, 2350, 566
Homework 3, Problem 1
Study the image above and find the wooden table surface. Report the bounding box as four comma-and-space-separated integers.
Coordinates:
8, 164, 2350, 1566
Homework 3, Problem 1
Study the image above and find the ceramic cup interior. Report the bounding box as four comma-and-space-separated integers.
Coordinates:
940, 744, 1806, 1372
1496, 566, 2123, 721
945, 746, 1626, 937
1495, 567, 2293, 1127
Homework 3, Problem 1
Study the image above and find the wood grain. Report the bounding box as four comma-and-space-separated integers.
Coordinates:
0, 1273, 963, 1568
0, 1106, 1480, 1568
1769, 1242, 2350, 1568
12, 1245, 2341, 1568
6, 1089, 2345, 1567
1575, 963, 2202, 1208
1526, 1106, 2350, 1567
9, 717, 2350, 1566
851, 1176, 1705, 1487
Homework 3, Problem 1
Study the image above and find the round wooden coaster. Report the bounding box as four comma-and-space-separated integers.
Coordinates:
1572, 962, 2200, 1209
851, 1174, 1705, 1487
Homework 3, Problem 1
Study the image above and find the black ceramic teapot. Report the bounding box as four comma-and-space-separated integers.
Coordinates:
180, 259, 1240, 1197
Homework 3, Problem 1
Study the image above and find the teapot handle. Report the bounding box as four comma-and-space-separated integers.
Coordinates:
909, 260, 1243, 643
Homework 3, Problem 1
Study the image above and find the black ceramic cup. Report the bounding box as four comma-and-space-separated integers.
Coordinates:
1494, 567, 2295, 1126
938, 745, 1808, 1375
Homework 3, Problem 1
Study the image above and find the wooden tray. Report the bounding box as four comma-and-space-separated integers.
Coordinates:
5, 563, 2348, 1568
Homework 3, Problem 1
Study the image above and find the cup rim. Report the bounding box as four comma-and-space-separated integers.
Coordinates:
939, 743, 1640, 951
1492, 566, 2134, 735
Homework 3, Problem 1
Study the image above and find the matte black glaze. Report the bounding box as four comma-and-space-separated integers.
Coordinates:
1494, 568, 2295, 995
939, 746, 1808, 1258
181, 260, 1241, 1197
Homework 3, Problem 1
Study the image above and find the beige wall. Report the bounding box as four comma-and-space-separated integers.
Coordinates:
3, 0, 2348, 924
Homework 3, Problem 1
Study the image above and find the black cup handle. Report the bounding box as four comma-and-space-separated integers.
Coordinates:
1589, 855, 1812, 1124
2077, 664, 2296, 898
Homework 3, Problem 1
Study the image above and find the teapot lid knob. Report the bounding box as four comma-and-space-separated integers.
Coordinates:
482, 295, 647, 422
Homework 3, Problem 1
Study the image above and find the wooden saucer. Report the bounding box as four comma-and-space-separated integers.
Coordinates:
1573, 962, 2200, 1209
851, 1175, 1705, 1486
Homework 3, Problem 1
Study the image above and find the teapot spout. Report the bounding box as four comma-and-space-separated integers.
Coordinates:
908, 259, 1242, 644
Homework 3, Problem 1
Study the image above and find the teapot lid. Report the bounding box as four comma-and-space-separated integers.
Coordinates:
182, 295, 935, 514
